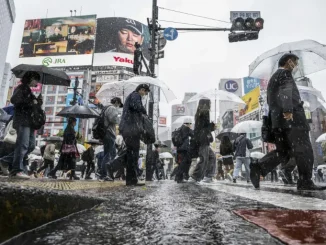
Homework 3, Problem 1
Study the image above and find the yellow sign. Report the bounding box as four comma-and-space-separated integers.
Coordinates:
240, 86, 260, 116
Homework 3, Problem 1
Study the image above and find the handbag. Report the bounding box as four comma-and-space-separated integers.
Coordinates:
30, 104, 46, 130
3, 121, 17, 144
61, 143, 77, 154
140, 115, 156, 144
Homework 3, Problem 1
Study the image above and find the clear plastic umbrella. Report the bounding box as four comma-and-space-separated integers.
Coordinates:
231, 120, 262, 134
126, 76, 177, 103
249, 40, 326, 79
172, 116, 194, 125
297, 85, 325, 112
187, 89, 245, 122
96, 80, 137, 105
159, 152, 173, 159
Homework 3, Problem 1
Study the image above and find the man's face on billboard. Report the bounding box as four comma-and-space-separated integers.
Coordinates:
118, 28, 144, 54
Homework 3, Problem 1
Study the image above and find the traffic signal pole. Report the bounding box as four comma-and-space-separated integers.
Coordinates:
145, 0, 158, 181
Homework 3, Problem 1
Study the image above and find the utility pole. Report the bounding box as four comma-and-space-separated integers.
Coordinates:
145, 0, 158, 181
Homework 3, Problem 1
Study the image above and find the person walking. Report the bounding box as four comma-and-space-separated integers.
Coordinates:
219, 135, 234, 181
250, 53, 326, 190
83, 145, 95, 180
100, 97, 123, 181
119, 84, 149, 186
188, 99, 216, 184
175, 118, 194, 183
10, 71, 42, 179
152, 144, 162, 180
232, 133, 253, 183
48, 117, 80, 180
36, 142, 55, 176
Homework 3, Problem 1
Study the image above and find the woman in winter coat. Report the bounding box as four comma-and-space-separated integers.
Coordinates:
10, 71, 42, 179
189, 98, 216, 183
48, 117, 80, 180
219, 135, 234, 181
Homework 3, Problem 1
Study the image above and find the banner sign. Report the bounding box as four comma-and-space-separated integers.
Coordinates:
243, 77, 261, 94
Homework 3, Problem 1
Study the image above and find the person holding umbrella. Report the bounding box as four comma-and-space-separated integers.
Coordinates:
250, 53, 325, 190
10, 71, 42, 179
219, 136, 234, 181
48, 117, 80, 180
119, 84, 149, 186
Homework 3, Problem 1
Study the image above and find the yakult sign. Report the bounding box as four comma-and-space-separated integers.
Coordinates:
219, 78, 242, 97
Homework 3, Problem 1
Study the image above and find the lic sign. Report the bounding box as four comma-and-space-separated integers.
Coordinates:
225, 80, 239, 93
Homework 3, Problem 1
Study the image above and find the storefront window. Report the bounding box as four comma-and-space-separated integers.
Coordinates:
47, 86, 57, 94
45, 107, 54, 116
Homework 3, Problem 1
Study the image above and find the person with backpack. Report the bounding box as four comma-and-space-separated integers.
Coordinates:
119, 84, 149, 186
219, 135, 234, 181
232, 133, 253, 183
36, 142, 55, 177
174, 118, 194, 183
99, 97, 123, 181
10, 71, 43, 179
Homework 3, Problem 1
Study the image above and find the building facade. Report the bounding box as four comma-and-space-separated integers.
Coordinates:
0, 0, 15, 88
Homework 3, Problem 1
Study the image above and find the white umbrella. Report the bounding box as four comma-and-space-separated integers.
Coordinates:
172, 116, 194, 125
160, 152, 173, 159
231, 120, 262, 134
31, 146, 41, 155
187, 89, 245, 122
249, 39, 326, 79
297, 85, 325, 112
316, 133, 326, 143
317, 98, 326, 113
250, 152, 265, 159
77, 144, 86, 153
126, 76, 177, 103
96, 80, 137, 105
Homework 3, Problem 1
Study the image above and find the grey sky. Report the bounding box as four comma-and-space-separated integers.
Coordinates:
6, 0, 326, 124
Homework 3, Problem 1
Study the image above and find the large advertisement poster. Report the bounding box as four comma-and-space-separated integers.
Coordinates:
93, 17, 150, 68
19, 15, 96, 67
240, 86, 260, 116
243, 77, 260, 94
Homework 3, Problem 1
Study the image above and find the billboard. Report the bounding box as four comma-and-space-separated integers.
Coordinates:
158, 116, 167, 127
93, 17, 150, 68
219, 78, 242, 97
19, 15, 96, 67
240, 86, 260, 116
243, 77, 260, 94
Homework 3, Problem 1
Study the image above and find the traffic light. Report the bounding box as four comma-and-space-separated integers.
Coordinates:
229, 11, 264, 43
231, 16, 264, 31
133, 42, 142, 75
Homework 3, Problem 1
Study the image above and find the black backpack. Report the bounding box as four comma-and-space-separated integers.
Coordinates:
30, 104, 46, 130
92, 106, 109, 140
172, 127, 183, 147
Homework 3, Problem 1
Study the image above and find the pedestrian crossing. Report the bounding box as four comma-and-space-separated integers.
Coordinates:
202, 181, 326, 210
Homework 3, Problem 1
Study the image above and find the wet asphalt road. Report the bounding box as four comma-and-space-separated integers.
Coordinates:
4, 181, 284, 245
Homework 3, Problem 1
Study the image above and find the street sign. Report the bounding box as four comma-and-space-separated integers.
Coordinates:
230, 11, 261, 22
163, 27, 178, 41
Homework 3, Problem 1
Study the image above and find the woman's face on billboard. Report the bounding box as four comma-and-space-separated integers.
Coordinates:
118, 28, 144, 54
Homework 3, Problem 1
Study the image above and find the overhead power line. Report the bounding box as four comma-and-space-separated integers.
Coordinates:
158, 6, 231, 24
158, 19, 219, 28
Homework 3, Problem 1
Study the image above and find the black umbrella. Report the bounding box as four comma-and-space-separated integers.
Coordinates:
42, 136, 63, 142
12, 64, 70, 86
56, 105, 100, 119
85, 139, 103, 145
217, 128, 239, 141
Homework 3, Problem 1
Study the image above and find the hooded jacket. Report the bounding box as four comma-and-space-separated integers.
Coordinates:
104, 104, 119, 137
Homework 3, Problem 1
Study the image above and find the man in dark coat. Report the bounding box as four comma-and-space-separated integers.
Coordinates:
175, 118, 194, 183
119, 84, 149, 186
250, 53, 325, 190
10, 71, 42, 179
